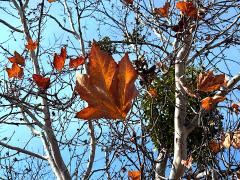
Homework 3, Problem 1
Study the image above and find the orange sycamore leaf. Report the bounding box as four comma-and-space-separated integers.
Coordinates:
124, 0, 133, 5
32, 74, 50, 90
69, 56, 85, 69
197, 71, 226, 92
128, 170, 140, 180
48, 0, 57, 2
201, 95, 226, 111
176, 1, 198, 18
75, 41, 138, 120
154, 2, 170, 17
8, 51, 25, 66
148, 88, 157, 97
53, 47, 67, 72
25, 39, 38, 51
209, 140, 223, 153
181, 155, 193, 169
6, 63, 24, 79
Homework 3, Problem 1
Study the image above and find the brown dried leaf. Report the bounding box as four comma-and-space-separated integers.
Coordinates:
75, 41, 138, 120
128, 170, 140, 180
197, 71, 226, 92
53, 47, 67, 72
231, 103, 240, 113
69, 56, 85, 69
25, 39, 38, 51
201, 95, 226, 111
154, 2, 170, 17
6, 63, 24, 79
176, 1, 198, 18
148, 88, 157, 97
8, 51, 25, 66
181, 156, 193, 169
209, 140, 223, 153
124, 0, 133, 5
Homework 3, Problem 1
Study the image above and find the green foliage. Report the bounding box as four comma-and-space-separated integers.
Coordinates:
94, 36, 116, 55
141, 67, 223, 154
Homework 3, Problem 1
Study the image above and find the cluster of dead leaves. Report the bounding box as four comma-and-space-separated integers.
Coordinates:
209, 131, 240, 153
124, 0, 199, 18
6, 51, 25, 79
6, 40, 137, 120
179, 70, 227, 111
176, 1, 199, 19
197, 71, 227, 111
6, 40, 84, 91
182, 132, 240, 167
6, 39, 37, 79
75, 41, 138, 120
53, 47, 85, 71
32, 46, 85, 88
153, 1, 199, 19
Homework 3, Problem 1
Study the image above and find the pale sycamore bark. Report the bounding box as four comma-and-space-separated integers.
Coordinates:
169, 34, 192, 179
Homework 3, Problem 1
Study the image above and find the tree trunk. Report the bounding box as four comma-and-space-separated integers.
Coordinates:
169, 36, 191, 179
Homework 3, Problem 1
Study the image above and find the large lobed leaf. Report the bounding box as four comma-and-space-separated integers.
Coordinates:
197, 71, 226, 92
75, 41, 138, 120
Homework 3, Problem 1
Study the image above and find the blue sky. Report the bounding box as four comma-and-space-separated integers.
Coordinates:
0, 0, 239, 179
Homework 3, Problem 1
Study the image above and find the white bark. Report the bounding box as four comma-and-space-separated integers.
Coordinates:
169, 35, 192, 179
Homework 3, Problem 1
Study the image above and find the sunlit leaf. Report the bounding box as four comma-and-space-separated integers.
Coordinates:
222, 132, 231, 149
69, 56, 85, 69
148, 88, 157, 97
25, 39, 38, 51
8, 51, 25, 66
209, 140, 223, 153
75, 41, 138, 120
6, 63, 24, 79
181, 155, 193, 169
128, 170, 140, 180
197, 71, 226, 92
154, 2, 170, 17
32, 74, 50, 90
47, 0, 57, 2
53, 47, 67, 72
176, 1, 198, 18
201, 95, 226, 111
